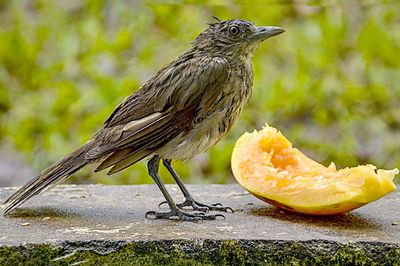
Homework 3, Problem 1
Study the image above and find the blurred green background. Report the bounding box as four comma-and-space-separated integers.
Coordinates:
0, 0, 399, 186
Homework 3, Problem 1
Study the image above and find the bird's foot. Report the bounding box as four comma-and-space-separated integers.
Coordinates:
158, 198, 234, 213
145, 208, 225, 221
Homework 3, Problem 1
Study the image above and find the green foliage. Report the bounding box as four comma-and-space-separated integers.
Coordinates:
0, 1, 399, 185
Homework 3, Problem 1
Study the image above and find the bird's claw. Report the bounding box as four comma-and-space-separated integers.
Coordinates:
158, 201, 169, 208
217, 205, 234, 213
158, 198, 234, 213
209, 203, 234, 213
177, 199, 209, 212
145, 209, 225, 221
158, 199, 209, 212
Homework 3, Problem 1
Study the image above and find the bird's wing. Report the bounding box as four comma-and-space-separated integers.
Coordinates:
88, 56, 230, 173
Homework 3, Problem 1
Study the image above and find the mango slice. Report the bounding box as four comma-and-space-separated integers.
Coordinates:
231, 124, 398, 215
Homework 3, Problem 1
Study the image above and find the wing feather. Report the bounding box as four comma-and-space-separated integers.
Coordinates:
91, 56, 230, 171
94, 148, 132, 172
107, 149, 153, 175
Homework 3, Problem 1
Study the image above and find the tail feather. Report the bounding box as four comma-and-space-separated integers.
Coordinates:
3, 142, 93, 216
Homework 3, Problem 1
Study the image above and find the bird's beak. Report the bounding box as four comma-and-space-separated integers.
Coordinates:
248, 26, 285, 42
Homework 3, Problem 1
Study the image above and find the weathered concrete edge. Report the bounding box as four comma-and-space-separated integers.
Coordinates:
1, 239, 399, 265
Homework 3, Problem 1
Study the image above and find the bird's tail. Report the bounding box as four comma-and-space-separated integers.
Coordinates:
3, 141, 95, 216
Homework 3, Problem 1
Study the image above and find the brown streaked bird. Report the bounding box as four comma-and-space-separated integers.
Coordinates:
4, 19, 284, 221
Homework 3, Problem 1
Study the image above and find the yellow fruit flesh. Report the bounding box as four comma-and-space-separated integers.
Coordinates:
232, 125, 398, 215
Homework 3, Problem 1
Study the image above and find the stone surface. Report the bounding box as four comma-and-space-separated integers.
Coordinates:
0, 184, 399, 265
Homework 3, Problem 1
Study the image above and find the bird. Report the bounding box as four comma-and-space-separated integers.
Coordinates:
3, 19, 284, 221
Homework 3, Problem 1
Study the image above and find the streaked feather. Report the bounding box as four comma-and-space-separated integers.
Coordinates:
108, 149, 153, 175
94, 148, 133, 172
122, 112, 164, 132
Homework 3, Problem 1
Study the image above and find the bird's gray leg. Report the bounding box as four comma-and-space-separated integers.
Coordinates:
160, 159, 233, 213
145, 156, 225, 221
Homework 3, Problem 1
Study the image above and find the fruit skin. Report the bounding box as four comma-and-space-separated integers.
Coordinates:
231, 124, 398, 215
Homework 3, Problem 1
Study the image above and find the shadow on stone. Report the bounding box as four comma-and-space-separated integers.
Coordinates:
6, 207, 80, 219
248, 206, 382, 231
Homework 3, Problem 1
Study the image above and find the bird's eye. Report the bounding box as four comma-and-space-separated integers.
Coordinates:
229, 26, 240, 36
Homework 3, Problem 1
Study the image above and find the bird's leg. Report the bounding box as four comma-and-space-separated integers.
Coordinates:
145, 156, 225, 221
159, 159, 233, 213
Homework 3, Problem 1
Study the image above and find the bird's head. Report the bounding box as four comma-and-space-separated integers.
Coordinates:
192, 19, 284, 60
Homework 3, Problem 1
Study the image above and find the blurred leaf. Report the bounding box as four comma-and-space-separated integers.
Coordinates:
0, 0, 399, 185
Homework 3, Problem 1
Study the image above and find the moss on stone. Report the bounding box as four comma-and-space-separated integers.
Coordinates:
1, 240, 399, 265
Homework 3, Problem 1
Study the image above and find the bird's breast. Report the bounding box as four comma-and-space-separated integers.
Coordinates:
156, 64, 253, 161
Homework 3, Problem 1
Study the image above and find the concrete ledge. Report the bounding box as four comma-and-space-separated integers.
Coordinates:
0, 184, 399, 265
